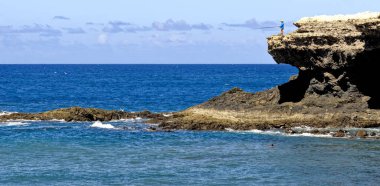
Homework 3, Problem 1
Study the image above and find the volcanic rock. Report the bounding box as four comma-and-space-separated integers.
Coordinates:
333, 130, 346, 138
0, 107, 164, 122
160, 12, 380, 131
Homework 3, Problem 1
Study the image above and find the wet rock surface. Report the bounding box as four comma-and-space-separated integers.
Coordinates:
356, 130, 368, 138
333, 130, 347, 138
160, 12, 380, 132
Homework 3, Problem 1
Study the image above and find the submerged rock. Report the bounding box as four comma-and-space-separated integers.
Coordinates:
160, 12, 380, 131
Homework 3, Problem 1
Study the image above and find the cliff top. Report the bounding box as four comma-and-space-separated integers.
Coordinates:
297, 11, 380, 24
268, 11, 380, 70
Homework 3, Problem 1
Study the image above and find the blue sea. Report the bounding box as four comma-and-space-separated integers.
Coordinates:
0, 65, 379, 185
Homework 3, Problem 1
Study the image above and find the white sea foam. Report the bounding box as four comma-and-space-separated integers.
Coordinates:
90, 121, 115, 129
247, 129, 283, 135
298, 11, 380, 23
225, 128, 282, 135
163, 114, 172, 117
225, 128, 333, 138
0, 121, 30, 127
292, 126, 315, 131
49, 119, 66, 122
286, 133, 333, 138
225, 128, 235, 132
0, 111, 17, 116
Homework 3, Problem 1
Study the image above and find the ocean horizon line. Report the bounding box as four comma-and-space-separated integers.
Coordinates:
0, 63, 281, 65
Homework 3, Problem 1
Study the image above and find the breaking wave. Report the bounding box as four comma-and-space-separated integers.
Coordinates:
0, 111, 17, 116
90, 121, 116, 129
0, 121, 30, 127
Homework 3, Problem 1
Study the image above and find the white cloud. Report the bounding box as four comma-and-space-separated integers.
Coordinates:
97, 33, 108, 44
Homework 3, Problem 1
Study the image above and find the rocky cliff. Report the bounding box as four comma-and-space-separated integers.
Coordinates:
268, 12, 380, 108
160, 12, 380, 134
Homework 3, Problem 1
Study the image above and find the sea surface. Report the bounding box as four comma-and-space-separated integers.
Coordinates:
0, 64, 379, 185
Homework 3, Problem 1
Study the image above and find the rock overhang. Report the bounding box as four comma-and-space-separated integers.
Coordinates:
268, 12, 380, 71
268, 12, 380, 108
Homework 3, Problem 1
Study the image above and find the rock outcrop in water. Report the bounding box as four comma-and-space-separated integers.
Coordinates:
0, 107, 165, 122
160, 12, 380, 133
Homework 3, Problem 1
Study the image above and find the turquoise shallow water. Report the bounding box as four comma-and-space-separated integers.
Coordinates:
1, 121, 379, 185
0, 65, 379, 185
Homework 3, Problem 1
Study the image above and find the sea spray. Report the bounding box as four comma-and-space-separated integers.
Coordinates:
0, 121, 30, 127
90, 121, 116, 129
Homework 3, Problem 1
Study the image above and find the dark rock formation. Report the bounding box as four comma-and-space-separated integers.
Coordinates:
160, 13, 380, 131
333, 130, 346, 138
0, 107, 165, 122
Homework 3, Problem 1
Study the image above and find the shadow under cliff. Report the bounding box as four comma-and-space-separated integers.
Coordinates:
278, 70, 312, 104
349, 48, 380, 109
277, 49, 380, 109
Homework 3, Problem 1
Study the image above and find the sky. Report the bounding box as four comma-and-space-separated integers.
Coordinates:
0, 0, 379, 64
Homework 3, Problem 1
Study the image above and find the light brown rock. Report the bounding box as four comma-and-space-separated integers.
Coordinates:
356, 130, 368, 138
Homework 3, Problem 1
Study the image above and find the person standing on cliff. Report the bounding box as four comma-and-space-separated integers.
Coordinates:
280, 20, 285, 36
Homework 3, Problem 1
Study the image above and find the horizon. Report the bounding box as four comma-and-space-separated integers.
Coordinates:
0, 63, 289, 65
1, 0, 378, 64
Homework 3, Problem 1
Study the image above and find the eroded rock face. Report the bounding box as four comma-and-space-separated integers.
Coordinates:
160, 12, 380, 131
268, 12, 380, 108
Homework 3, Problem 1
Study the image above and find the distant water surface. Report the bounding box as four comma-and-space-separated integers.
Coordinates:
0, 64, 296, 113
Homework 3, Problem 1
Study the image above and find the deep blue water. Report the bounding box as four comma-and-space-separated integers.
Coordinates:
0, 64, 296, 113
0, 65, 379, 185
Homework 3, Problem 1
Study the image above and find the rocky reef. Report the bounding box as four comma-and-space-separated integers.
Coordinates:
0, 107, 165, 122
160, 12, 380, 136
